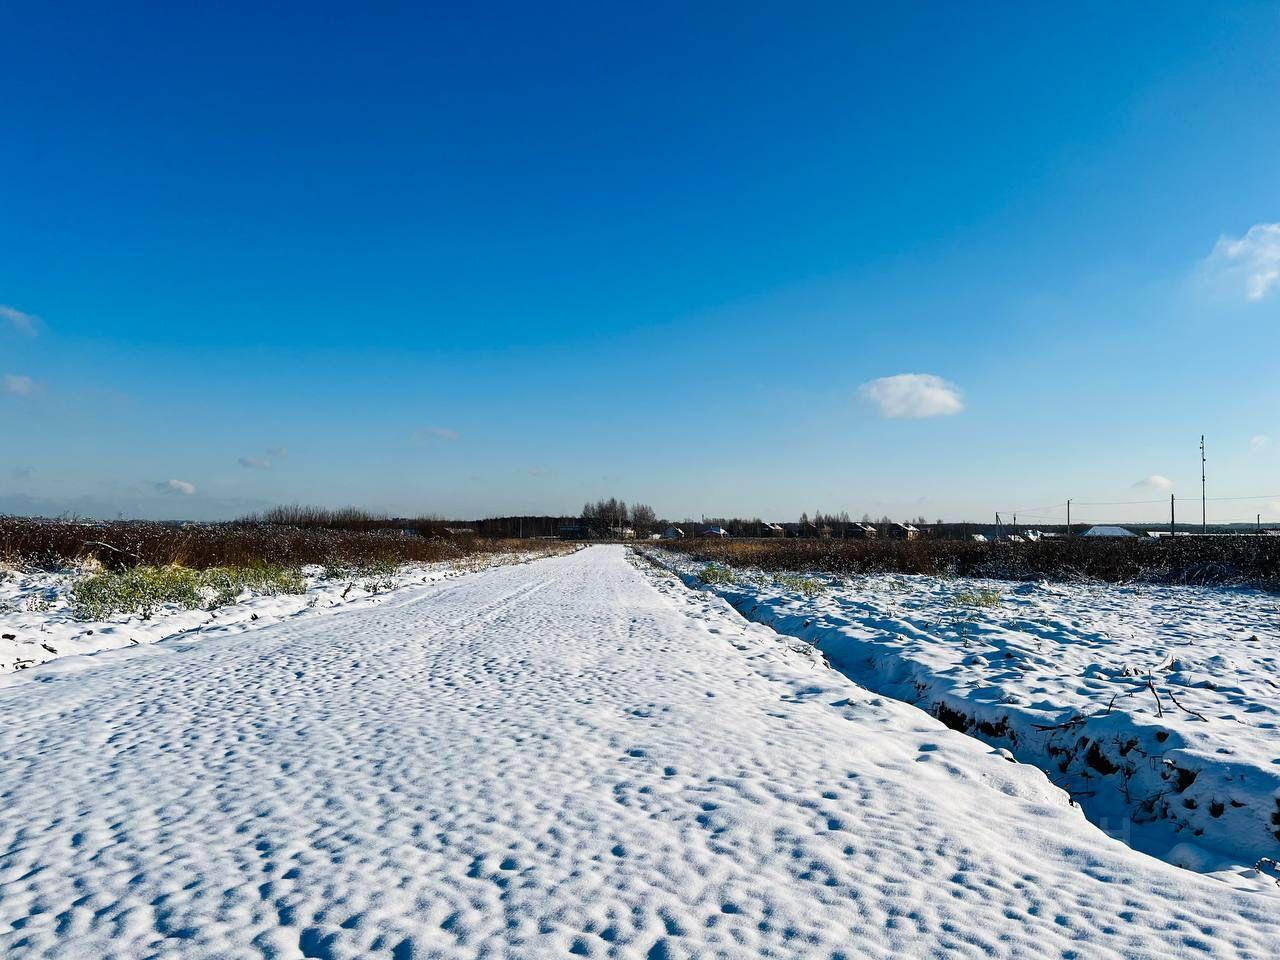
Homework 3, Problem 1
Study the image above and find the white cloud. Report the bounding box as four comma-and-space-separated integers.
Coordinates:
419, 426, 460, 442
154, 479, 197, 495
266, 446, 289, 459
3, 374, 35, 395
238, 456, 271, 469
1202, 223, 1280, 301
1134, 474, 1174, 490
1250, 434, 1271, 452
0, 305, 39, 336
858, 373, 964, 419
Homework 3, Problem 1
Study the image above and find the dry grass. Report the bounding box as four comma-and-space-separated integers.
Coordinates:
0, 516, 553, 572
662, 536, 1280, 590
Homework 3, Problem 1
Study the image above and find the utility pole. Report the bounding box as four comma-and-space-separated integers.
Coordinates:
1066, 500, 1071, 536
1170, 494, 1175, 538
1200, 435, 1207, 534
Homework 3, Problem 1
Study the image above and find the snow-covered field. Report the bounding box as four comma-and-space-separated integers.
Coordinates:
0, 545, 1276, 958
646, 547, 1280, 877
0, 549, 567, 683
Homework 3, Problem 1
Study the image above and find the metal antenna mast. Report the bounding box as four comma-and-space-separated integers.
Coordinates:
1200, 435, 1207, 534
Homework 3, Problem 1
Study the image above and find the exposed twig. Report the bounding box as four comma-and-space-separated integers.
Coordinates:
1145, 676, 1164, 718
1032, 715, 1089, 732
82, 540, 143, 562
1165, 688, 1208, 722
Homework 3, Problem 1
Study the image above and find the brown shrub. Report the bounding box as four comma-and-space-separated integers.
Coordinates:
0, 516, 542, 571
660, 536, 1280, 590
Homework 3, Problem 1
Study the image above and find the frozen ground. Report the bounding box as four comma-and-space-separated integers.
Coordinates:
0, 550, 564, 682
0, 546, 1277, 959
647, 548, 1280, 874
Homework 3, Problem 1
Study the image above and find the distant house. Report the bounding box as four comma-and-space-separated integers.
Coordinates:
761, 522, 785, 537
971, 534, 987, 543
847, 523, 877, 540
885, 523, 920, 540
703, 526, 729, 538
1082, 525, 1137, 538
609, 527, 636, 540
795, 522, 821, 539
660, 526, 685, 540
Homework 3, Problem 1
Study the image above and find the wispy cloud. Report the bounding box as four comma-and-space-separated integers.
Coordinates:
238, 446, 289, 469
1251, 434, 1272, 452
859, 373, 964, 419
418, 426, 460, 442
3, 374, 35, 396
527, 467, 552, 477
1134, 474, 1174, 490
153, 479, 197, 495
1202, 223, 1280, 301
0, 305, 40, 336
12, 466, 32, 481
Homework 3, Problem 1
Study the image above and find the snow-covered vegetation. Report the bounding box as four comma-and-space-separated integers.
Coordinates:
2, 546, 1277, 958
0, 550, 570, 680
648, 547, 1280, 878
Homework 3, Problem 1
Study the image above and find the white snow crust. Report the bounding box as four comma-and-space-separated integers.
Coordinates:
0, 551, 561, 682
0, 546, 1276, 958
647, 548, 1280, 875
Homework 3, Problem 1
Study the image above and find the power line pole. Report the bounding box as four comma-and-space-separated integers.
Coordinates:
1066, 500, 1071, 536
1170, 494, 1175, 538
1200, 435, 1207, 534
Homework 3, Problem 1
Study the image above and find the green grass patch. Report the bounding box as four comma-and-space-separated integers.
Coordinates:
699, 563, 736, 586
71, 563, 306, 620
776, 574, 827, 597
953, 588, 1002, 609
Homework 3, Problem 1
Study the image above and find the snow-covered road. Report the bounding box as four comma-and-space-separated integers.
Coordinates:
0, 546, 1275, 959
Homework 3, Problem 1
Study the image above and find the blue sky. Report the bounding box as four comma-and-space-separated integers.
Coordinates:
3, 2, 1279, 523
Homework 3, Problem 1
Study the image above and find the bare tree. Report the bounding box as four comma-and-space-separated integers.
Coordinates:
631, 503, 657, 536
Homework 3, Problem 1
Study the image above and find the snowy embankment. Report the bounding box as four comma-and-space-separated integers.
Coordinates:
645, 548, 1280, 876
0, 549, 568, 683
0, 544, 1277, 958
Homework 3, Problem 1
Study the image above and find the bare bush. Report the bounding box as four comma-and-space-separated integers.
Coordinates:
661, 536, 1280, 590
0, 516, 548, 572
